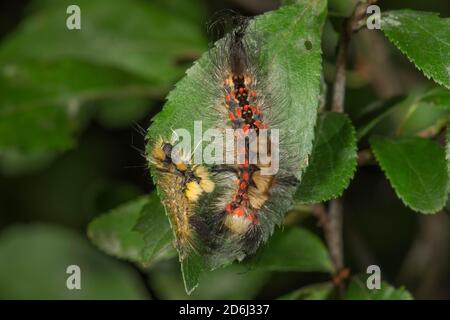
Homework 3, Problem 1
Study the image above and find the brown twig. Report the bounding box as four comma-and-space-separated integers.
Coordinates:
357, 149, 374, 166
317, 0, 379, 298
331, 0, 379, 112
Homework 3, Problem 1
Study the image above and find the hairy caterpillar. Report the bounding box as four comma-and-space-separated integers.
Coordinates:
147, 14, 305, 272
195, 16, 300, 268
149, 136, 214, 260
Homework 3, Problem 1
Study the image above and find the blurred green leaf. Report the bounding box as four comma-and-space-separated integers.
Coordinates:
0, 0, 207, 85
327, 0, 358, 17
345, 276, 413, 300
421, 87, 450, 107
134, 193, 175, 267
150, 261, 269, 300
0, 60, 152, 153
0, 224, 148, 299
146, 0, 327, 293
355, 96, 406, 140
0, 149, 56, 176
0, 0, 206, 157
356, 87, 450, 140
88, 196, 148, 263
88, 193, 175, 267
278, 282, 334, 300
295, 112, 357, 203
395, 88, 450, 137
370, 136, 448, 213
382, 10, 450, 89
246, 226, 333, 273
96, 97, 154, 128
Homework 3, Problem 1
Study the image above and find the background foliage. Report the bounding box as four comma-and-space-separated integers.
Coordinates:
0, 0, 449, 299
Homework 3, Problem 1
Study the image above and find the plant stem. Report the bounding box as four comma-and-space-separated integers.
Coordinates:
323, 0, 379, 297
331, 0, 378, 112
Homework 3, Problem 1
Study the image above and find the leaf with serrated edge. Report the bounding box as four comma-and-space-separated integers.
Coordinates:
295, 112, 357, 203
245, 227, 333, 273
382, 10, 450, 89
370, 136, 448, 214
345, 276, 413, 300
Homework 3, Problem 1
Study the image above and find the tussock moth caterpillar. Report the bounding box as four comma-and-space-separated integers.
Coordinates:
146, 2, 325, 292
195, 16, 300, 267
146, 11, 311, 274
149, 136, 214, 260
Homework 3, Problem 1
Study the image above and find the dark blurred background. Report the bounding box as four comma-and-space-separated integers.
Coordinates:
0, 0, 449, 299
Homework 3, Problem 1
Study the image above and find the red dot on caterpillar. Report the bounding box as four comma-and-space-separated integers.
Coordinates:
247, 213, 258, 224
233, 207, 245, 217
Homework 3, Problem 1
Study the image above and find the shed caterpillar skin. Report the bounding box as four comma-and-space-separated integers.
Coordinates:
149, 136, 214, 260
197, 17, 300, 268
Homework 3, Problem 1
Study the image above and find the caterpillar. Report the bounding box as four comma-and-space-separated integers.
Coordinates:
196, 16, 300, 268
149, 136, 214, 260
147, 14, 303, 271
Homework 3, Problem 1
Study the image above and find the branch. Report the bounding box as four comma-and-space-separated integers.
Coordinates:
316, 0, 379, 297
331, 0, 379, 113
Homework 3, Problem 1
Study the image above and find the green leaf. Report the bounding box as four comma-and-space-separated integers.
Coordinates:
0, 60, 152, 152
278, 282, 334, 300
421, 87, 450, 108
295, 112, 357, 203
0, 149, 56, 176
356, 87, 450, 140
355, 96, 406, 140
150, 262, 269, 300
96, 98, 154, 128
381, 10, 450, 89
0, 0, 206, 154
133, 193, 175, 267
246, 226, 333, 273
345, 276, 413, 300
88, 193, 175, 267
0, 0, 206, 85
0, 224, 148, 299
88, 196, 148, 263
370, 136, 448, 213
